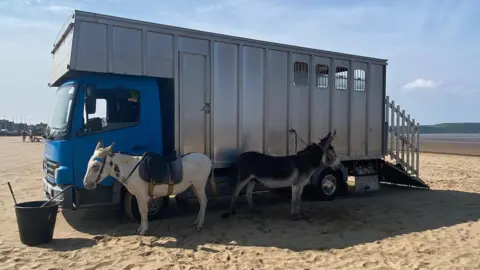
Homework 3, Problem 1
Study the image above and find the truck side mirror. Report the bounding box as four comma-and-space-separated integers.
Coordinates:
85, 97, 96, 114
84, 85, 96, 114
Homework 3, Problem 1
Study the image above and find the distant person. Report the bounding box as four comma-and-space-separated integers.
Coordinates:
21, 131, 27, 142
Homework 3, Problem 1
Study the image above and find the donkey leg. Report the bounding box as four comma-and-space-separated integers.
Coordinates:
295, 184, 307, 218
290, 185, 299, 219
136, 194, 150, 235
290, 184, 304, 221
292, 179, 310, 220
245, 181, 261, 214
229, 177, 252, 214
220, 177, 252, 219
191, 184, 208, 231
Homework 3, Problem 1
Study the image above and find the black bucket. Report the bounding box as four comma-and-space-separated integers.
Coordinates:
14, 200, 60, 246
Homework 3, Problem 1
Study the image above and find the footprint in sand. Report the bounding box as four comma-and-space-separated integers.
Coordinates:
362, 261, 379, 268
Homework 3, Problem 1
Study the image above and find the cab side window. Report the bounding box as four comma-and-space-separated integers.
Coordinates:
83, 89, 140, 134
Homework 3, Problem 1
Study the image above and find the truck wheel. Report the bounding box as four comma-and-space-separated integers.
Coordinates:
123, 190, 169, 222
314, 169, 345, 201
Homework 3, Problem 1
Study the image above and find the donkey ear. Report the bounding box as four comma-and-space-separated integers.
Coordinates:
331, 129, 337, 139
95, 140, 103, 150
104, 142, 115, 152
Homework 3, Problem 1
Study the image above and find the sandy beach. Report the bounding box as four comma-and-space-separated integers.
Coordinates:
0, 137, 479, 270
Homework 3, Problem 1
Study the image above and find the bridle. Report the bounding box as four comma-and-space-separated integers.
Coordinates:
92, 155, 108, 185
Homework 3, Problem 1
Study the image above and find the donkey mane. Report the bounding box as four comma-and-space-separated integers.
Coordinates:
296, 143, 321, 155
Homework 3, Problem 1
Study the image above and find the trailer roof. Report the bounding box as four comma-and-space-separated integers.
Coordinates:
65, 10, 387, 65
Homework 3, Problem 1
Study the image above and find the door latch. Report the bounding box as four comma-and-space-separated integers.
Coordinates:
201, 103, 211, 114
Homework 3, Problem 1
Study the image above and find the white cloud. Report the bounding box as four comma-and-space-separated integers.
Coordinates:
402, 78, 443, 89
42, 5, 74, 15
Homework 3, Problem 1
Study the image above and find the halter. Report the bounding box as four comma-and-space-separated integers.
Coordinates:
93, 156, 108, 184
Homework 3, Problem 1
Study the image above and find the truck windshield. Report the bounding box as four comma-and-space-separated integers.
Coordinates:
46, 84, 76, 139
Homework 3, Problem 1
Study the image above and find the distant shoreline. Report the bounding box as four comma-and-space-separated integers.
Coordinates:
4, 133, 480, 157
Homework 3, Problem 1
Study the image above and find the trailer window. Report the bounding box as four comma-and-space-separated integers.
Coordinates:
354, 69, 366, 91
335, 66, 348, 90
83, 89, 141, 134
294, 61, 309, 87
315, 64, 329, 88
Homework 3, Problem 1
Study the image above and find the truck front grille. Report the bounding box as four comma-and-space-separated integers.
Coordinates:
43, 158, 59, 179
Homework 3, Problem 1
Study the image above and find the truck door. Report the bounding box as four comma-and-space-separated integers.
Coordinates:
179, 52, 211, 156
72, 82, 150, 189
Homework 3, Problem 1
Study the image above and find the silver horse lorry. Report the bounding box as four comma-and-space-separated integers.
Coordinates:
42, 10, 426, 221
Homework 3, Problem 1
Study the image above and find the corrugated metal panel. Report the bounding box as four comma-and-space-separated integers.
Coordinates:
266, 50, 289, 156
212, 41, 239, 164
241, 46, 265, 153
368, 64, 385, 157
289, 53, 310, 154
350, 61, 368, 157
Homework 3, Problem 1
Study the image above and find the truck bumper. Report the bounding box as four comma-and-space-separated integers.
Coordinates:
42, 177, 75, 209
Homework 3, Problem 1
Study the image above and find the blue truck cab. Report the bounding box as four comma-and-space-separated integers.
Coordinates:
42, 74, 175, 214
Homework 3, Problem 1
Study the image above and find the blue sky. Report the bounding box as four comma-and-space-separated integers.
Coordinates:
0, 0, 478, 125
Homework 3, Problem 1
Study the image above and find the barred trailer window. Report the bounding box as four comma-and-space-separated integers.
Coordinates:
316, 64, 329, 88
293, 61, 309, 87
354, 69, 366, 91
335, 66, 348, 90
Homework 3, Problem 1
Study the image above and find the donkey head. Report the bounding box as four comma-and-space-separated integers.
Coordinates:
318, 129, 340, 169
83, 140, 115, 190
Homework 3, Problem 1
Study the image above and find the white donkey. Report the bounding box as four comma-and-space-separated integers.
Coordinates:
83, 141, 217, 235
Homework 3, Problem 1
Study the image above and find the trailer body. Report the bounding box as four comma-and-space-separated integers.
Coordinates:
43, 10, 399, 214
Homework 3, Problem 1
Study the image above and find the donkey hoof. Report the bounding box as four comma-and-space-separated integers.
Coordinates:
137, 227, 147, 235
195, 225, 203, 231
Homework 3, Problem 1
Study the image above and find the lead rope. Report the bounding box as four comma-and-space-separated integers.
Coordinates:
123, 152, 147, 184
288, 128, 307, 152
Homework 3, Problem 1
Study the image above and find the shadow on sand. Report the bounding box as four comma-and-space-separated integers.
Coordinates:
36, 238, 97, 251
62, 185, 480, 252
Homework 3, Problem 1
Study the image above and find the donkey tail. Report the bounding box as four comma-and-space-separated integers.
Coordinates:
208, 167, 217, 199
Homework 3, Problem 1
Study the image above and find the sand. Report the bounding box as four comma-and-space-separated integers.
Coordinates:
0, 137, 479, 270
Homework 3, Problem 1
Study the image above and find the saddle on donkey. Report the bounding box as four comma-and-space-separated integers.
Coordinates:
138, 151, 183, 198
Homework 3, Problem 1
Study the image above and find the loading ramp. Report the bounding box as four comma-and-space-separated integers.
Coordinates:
380, 160, 430, 189
381, 96, 430, 189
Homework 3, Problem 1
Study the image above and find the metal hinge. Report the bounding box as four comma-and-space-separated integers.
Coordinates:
201, 103, 211, 114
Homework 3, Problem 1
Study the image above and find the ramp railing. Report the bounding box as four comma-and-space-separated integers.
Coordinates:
385, 96, 420, 177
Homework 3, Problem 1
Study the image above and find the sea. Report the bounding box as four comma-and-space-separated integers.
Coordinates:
419, 133, 480, 144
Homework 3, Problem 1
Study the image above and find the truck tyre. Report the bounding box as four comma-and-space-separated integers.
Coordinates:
314, 168, 345, 201
123, 190, 169, 222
